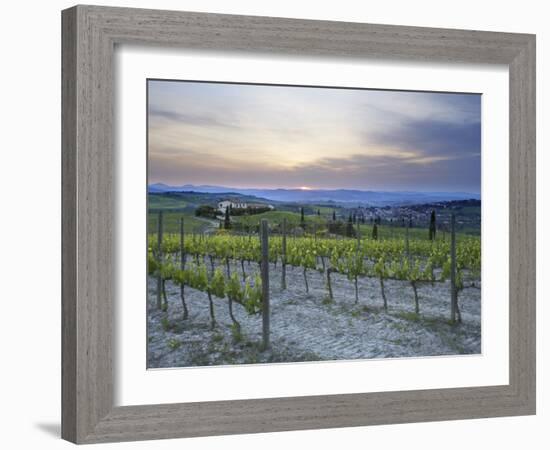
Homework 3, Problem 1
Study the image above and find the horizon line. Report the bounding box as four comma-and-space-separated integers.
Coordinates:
148, 182, 480, 196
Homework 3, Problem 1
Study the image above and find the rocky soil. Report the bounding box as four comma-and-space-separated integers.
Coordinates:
147, 260, 481, 368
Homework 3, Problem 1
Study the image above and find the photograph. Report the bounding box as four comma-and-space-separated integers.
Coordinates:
146, 79, 482, 369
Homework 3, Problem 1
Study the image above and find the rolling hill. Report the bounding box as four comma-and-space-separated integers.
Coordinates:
148, 183, 480, 207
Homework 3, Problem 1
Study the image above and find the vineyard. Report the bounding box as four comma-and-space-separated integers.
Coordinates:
147, 215, 481, 368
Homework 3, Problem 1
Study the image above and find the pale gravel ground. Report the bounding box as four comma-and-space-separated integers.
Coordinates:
147, 260, 481, 368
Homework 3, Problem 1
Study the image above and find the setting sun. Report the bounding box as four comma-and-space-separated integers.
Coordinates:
299, 186, 312, 190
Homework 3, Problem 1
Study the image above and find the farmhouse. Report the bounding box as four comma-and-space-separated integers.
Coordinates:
218, 200, 247, 213
217, 199, 274, 214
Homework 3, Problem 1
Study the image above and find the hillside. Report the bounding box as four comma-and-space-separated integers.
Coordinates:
148, 184, 480, 207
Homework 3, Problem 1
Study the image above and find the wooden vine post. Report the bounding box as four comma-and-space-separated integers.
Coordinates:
405, 216, 410, 262
179, 217, 188, 320
156, 211, 163, 310
353, 220, 361, 304
450, 213, 458, 323
260, 219, 270, 350
281, 218, 287, 290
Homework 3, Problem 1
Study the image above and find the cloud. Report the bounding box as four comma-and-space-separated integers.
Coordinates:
149, 107, 237, 129
147, 80, 482, 192
367, 116, 481, 159
149, 147, 480, 192
358, 91, 481, 126
288, 150, 480, 192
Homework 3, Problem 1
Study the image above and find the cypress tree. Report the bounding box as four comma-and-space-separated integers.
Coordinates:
372, 223, 378, 240
224, 206, 231, 229
332, 210, 336, 221
300, 207, 305, 229
346, 214, 354, 237
429, 210, 437, 241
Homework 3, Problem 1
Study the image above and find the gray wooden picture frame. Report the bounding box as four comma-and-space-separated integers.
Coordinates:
61, 5, 536, 444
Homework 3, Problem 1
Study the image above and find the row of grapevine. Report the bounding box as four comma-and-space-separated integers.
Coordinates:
149, 254, 263, 330
149, 214, 479, 332
150, 215, 272, 347
148, 230, 480, 276
153, 236, 478, 313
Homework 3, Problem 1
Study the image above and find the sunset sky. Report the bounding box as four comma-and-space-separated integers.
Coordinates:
147, 80, 481, 193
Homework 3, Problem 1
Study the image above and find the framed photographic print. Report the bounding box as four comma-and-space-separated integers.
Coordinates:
62, 5, 536, 444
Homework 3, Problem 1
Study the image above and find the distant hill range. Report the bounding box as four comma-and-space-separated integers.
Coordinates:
148, 183, 480, 207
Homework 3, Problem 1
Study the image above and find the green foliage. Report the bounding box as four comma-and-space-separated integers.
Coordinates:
374, 256, 388, 278
167, 338, 181, 350
226, 272, 244, 303
195, 204, 219, 219
231, 323, 243, 343
147, 252, 158, 275
147, 211, 208, 234
231, 206, 272, 216
242, 275, 263, 314
210, 268, 226, 298
194, 264, 209, 291
224, 207, 231, 229
161, 317, 170, 331
429, 210, 437, 241
397, 311, 420, 322
159, 258, 176, 280
212, 333, 224, 343
423, 258, 435, 281
327, 219, 346, 236
286, 238, 318, 271
153, 226, 480, 319
346, 214, 355, 237
153, 231, 479, 281
172, 261, 263, 316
